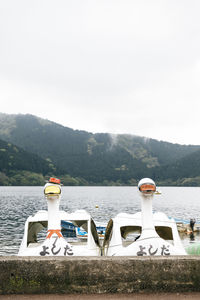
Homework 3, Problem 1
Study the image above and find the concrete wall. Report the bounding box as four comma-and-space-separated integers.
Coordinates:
1, 256, 200, 294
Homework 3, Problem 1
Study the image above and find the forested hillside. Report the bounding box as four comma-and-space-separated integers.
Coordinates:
0, 138, 57, 185
152, 149, 200, 186
0, 113, 200, 186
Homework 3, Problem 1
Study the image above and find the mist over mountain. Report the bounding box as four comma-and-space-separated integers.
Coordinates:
0, 112, 200, 186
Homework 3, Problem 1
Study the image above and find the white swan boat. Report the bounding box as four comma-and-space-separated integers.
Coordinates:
103, 178, 187, 256
18, 178, 101, 256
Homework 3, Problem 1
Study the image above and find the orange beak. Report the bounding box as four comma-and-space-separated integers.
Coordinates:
139, 184, 156, 194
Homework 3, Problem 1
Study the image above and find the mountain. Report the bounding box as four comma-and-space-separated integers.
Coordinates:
152, 148, 200, 186
0, 112, 200, 185
0, 137, 57, 185
108, 134, 200, 167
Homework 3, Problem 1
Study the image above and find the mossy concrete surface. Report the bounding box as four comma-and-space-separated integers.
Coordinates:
0, 256, 200, 294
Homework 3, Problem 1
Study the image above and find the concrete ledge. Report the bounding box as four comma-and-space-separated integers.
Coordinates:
0, 256, 200, 294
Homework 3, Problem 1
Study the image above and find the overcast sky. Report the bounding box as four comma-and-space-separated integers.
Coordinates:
0, 1, 200, 145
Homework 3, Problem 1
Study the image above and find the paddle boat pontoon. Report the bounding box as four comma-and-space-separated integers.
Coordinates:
18, 178, 101, 256
103, 178, 187, 256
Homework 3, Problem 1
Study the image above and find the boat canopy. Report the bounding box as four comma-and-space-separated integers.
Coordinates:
25, 209, 100, 248
103, 211, 181, 250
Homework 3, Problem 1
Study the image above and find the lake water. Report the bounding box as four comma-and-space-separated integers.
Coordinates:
1, 186, 200, 256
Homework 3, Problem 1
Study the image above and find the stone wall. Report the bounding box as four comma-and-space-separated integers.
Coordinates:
0, 256, 200, 294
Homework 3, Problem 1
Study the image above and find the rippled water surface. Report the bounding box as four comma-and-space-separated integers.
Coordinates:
1, 186, 200, 255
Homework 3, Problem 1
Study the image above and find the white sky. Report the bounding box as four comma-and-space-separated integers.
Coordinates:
0, 0, 200, 145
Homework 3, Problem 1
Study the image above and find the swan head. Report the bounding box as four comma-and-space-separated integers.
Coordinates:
44, 177, 61, 200
138, 178, 156, 197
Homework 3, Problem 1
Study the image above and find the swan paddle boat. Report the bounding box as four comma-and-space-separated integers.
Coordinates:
103, 178, 187, 256
18, 178, 101, 256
